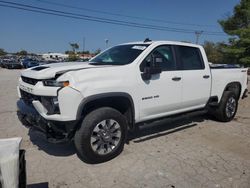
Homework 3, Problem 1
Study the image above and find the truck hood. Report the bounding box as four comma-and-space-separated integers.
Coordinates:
21, 62, 112, 79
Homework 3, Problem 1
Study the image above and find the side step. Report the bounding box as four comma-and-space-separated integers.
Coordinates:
208, 102, 219, 107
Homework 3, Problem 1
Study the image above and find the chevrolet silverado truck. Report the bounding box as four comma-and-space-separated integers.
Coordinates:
17, 40, 248, 163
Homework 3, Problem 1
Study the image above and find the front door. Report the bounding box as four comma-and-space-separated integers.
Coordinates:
138, 45, 183, 122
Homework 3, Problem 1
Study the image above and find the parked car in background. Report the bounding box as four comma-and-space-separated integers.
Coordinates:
21, 58, 46, 68
21, 59, 36, 68
0, 59, 11, 68
5, 61, 23, 69
1, 59, 22, 69
0, 59, 3, 68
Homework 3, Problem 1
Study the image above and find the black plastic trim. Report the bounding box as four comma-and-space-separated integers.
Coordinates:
76, 92, 135, 125
205, 96, 219, 107
242, 89, 248, 99
222, 82, 242, 100
17, 99, 78, 143
137, 107, 207, 126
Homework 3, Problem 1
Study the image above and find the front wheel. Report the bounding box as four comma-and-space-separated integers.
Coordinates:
74, 107, 128, 163
213, 91, 238, 122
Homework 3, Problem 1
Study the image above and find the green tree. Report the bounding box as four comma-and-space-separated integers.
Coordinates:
0, 48, 7, 56
66, 50, 79, 61
219, 0, 250, 66
65, 50, 73, 54
203, 41, 224, 64
16, 50, 28, 56
69, 43, 79, 53
77, 50, 90, 54
68, 53, 79, 61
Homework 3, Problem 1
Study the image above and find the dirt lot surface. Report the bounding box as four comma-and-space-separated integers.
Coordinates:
0, 69, 250, 188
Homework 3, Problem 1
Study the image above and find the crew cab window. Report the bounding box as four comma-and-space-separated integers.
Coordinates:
140, 45, 176, 71
177, 46, 204, 70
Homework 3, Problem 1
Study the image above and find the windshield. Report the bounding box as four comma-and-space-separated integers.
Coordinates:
90, 44, 149, 65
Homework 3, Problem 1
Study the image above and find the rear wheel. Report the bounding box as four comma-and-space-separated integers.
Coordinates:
213, 91, 238, 122
74, 107, 127, 163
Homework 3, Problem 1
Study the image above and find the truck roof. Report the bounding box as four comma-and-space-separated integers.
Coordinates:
122, 40, 202, 48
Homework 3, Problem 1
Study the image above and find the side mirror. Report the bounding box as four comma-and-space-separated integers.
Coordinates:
141, 55, 162, 80
141, 67, 152, 80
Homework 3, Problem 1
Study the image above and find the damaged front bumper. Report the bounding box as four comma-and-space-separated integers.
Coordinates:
17, 99, 79, 143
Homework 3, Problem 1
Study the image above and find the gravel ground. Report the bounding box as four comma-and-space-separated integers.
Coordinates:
0, 68, 250, 188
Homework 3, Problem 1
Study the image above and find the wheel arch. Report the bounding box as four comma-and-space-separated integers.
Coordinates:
76, 92, 135, 129
223, 82, 242, 100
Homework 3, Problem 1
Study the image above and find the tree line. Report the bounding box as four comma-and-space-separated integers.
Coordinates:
0, 49, 29, 56
204, 0, 249, 66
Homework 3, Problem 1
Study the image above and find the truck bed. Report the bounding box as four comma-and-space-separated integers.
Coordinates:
211, 67, 248, 101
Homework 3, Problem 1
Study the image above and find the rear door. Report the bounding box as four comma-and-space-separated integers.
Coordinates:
175, 45, 211, 110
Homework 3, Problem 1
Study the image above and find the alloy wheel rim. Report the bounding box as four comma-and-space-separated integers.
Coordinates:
225, 97, 236, 118
90, 119, 121, 155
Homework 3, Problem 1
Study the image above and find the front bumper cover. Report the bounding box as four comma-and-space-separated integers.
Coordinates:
17, 99, 78, 143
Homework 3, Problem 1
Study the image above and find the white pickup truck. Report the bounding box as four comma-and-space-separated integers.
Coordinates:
17, 40, 248, 163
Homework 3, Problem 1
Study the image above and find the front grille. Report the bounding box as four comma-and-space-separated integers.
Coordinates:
20, 89, 60, 114
20, 89, 41, 105
21, 76, 39, 85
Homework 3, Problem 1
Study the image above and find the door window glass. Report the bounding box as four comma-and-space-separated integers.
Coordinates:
140, 45, 176, 71
177, 46, 204, 70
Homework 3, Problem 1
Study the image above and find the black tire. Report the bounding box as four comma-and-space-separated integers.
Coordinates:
74, 107, 128, 163
213, 91, 238, 122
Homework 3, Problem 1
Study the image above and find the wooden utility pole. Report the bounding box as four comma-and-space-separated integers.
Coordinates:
195, 31, 203, 44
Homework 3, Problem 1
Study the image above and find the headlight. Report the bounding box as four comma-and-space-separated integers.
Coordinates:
41, 96, 60, 114
43, 80, 69, 87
